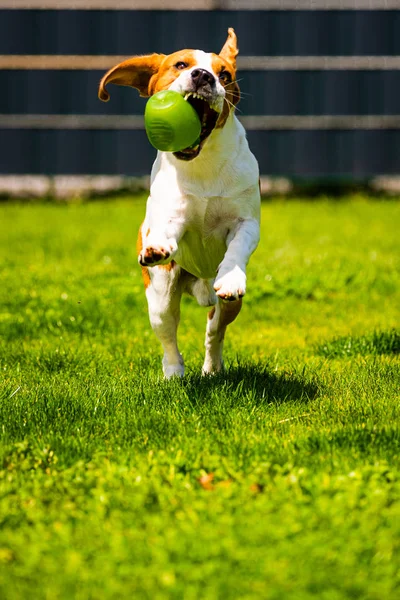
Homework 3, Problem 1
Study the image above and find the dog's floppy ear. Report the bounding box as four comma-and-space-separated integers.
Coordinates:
98, 53, 166, 101
219, 28, 238, 69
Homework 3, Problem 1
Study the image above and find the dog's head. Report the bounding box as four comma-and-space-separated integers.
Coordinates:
98, 28, 240, 160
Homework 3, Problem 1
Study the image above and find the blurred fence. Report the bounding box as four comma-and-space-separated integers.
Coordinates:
1, 1, 400, 183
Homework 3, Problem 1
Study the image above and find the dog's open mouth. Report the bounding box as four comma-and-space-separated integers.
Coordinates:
173, 93, 219, 161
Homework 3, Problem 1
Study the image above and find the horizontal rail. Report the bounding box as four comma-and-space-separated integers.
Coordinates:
239, 56, 400, 70
1, 0, 399, 9
2, 114, 400, 130
241, 115, 400, 130
2, 55, 400, 71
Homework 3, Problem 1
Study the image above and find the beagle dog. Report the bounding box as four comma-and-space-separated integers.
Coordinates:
99, 28, 260, 378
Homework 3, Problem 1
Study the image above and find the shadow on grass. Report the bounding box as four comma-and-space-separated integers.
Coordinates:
176, 362, 319, 406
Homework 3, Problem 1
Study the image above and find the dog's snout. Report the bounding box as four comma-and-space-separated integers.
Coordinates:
191, 68, 215, 88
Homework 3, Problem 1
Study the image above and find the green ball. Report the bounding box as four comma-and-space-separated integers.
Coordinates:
144, 90, 201, 152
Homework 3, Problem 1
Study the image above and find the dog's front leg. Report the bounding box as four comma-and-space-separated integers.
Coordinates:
137, 198, 188, 377
214, 218, 260, 301
138, 208, 184, 268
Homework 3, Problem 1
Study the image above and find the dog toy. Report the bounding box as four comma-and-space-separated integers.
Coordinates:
144, 90, 201, 152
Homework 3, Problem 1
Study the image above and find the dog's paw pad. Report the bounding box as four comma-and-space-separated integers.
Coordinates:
217, 290, 244, 302
214, 267, 246, 302
139, 244, 174, 266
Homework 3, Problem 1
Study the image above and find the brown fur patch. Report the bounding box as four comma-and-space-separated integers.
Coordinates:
136, 224, 150, 288
219, 298, 242, 329
214, 28, 240, 128
211, 53, 240, 130
136, 223, 144, 257
141, 266, 151, 288
98, 53, 166, 101
219, 28, 239, 69
208, 306, 216, 321
159, 262, 175, 272
149, 50, 197, 95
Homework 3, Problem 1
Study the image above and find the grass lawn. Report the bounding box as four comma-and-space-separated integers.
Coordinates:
0, 195, 399, 599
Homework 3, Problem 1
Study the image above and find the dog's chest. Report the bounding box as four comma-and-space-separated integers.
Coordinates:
175, 196, 235, 279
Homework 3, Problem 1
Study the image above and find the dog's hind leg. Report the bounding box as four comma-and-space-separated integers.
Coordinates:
202, 298, 242, 375
144, 263, 185, 378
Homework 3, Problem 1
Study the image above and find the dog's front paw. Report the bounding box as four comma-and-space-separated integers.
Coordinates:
139, 240, 177, 267
214, 266, 246, 302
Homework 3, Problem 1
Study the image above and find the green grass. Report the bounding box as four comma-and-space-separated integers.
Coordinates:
0, 195, 399, 599
316, 329, 400, 358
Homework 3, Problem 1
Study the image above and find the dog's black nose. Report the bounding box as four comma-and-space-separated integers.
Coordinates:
191, 68, 215, 88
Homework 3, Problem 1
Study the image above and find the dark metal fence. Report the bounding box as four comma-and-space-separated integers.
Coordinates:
1, 2, 399, 181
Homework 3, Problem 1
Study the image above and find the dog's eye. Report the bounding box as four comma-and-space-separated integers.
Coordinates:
175, 61, 188, 70
219, 70, 232, 84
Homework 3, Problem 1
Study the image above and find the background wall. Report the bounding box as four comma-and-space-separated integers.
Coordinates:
1, 1, 399, 182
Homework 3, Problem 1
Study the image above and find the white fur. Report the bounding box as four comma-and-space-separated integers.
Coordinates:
141, 51, 260, 378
